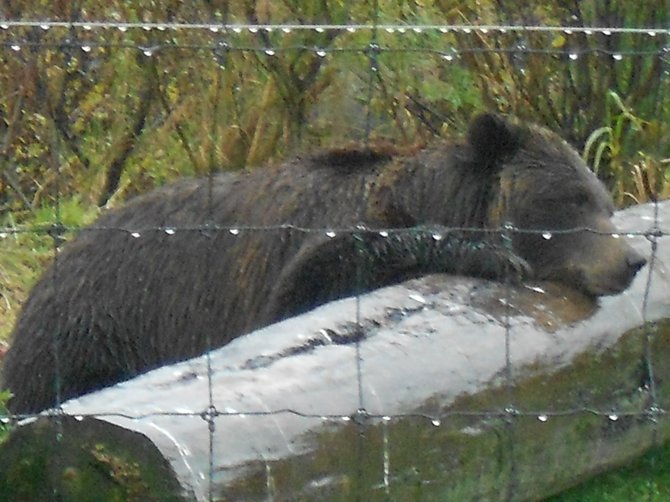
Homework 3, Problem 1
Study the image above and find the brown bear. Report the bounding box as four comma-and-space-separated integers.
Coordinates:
2, 113, 646, 414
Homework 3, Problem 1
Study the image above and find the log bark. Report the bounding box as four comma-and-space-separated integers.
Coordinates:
1, 201, 669, 501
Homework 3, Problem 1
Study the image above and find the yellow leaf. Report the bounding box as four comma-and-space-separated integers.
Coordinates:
552, 35, 566, 48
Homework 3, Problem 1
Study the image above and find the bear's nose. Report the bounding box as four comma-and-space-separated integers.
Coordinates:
627, 253, 647, 274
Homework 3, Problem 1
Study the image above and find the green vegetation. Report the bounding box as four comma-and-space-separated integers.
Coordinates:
549, 443, 670, 501
0, 389, 10, 441
0, 417, 185, 501
1, 0, 670, 499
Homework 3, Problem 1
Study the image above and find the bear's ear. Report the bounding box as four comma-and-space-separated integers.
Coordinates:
467, 113, 523, 164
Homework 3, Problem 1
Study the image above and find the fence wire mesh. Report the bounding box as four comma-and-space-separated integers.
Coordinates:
0, 7, 669, 501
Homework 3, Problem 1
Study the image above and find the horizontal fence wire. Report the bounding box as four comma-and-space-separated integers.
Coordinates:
2, 20, 670, 35
1, 41, 668, 59
11, 406, 659, 423
1, 21, 669, 59
0, 224, 667, 238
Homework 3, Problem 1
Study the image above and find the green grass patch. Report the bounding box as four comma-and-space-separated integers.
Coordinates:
549, 442, 670, 501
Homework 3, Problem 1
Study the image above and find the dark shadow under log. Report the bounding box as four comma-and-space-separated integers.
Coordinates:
1, 201, 669, 501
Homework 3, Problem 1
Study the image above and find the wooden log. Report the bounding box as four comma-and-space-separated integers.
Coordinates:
1, 201, 669, 501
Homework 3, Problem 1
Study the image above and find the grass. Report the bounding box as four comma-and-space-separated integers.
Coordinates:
0, 198, 99, 341
549, 442, 670, 501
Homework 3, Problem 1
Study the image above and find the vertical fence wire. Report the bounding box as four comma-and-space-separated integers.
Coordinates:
204, 16, 230, 502
641, 198, 662, 502
355, 0, 382, 497
48, 101, 65, 499
638, 9, 670, 489
500, 183, 519, 501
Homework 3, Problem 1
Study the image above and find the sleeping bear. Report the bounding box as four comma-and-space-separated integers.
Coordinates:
2, 113, 646, 413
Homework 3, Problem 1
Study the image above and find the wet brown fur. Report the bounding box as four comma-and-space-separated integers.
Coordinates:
3, 113, 645, 413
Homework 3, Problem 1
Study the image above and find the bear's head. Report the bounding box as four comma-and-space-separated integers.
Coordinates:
469, 113, 646, 296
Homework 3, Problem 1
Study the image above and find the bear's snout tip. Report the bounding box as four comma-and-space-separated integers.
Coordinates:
626, 252, 647, 275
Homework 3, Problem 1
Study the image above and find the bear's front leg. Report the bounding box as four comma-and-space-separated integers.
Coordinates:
263, 228, 531, 323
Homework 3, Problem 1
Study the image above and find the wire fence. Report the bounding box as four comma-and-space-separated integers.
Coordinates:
0, 10, 669, 501
3, 21, 670, 58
